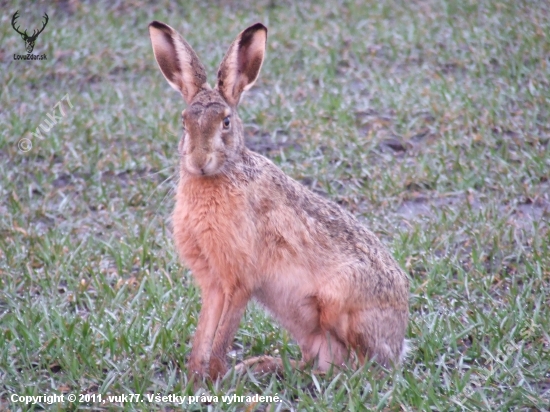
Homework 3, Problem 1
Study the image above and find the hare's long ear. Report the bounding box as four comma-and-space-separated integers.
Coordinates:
149, 21, 208, 104
217, 23, 267, 106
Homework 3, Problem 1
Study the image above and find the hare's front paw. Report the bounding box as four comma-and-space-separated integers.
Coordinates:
187, 358, 209, 381
208, 356, 228, 380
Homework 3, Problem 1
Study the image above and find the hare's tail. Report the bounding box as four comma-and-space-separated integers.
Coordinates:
400, 338, 411, 363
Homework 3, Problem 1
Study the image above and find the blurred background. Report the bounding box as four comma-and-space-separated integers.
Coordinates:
1, 0, 549, 409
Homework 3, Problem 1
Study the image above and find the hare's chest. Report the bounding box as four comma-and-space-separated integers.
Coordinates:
172, 179, 256, 277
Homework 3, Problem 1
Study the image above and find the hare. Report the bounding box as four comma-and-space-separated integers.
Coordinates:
148, 21, 409, 380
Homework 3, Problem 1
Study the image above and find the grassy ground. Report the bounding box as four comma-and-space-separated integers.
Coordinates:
1, 0, 549, 410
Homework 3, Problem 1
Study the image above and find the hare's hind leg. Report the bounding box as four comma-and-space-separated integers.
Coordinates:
235, 356, 300, 375
350, 307, 408, 367
234, 333, 347, 376
299, 331, 348, 372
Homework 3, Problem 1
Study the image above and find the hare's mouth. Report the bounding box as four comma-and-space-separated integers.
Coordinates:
184, 154, 222, 176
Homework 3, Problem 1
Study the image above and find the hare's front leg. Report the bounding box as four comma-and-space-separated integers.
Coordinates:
187, 280, 225, 379
208, 288, 251, 379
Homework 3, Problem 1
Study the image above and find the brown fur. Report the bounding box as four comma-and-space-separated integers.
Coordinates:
149, 21, 409, 380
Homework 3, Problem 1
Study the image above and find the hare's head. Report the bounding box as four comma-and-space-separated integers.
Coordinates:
149, 21, 267, 176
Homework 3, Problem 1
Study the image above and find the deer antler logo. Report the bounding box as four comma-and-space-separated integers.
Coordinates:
11, 11, 49, 53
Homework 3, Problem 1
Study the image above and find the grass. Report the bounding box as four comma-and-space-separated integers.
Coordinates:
1, 0, 549, 410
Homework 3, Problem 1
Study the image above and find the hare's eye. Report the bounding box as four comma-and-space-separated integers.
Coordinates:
223, 116, 231, 129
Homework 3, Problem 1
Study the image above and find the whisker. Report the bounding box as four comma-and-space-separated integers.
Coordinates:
147, 171, 176, 204
147, 166, 176, 178
156, 184, 176, 216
